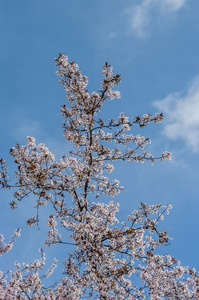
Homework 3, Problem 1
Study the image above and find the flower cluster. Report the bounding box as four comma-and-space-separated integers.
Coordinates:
0, 229, 21, 257
0, 55, 197, 299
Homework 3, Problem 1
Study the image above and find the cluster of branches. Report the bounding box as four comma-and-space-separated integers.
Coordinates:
0, 54, 198, 299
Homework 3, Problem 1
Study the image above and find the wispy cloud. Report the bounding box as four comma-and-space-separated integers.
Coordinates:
153, 75, 199, 152
160, 0, 186, 12
126, 0, 186, 38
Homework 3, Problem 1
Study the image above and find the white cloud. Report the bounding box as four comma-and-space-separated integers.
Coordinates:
127, 0, 152, 39
126, 0, 186, 38
160, 0, 186, 12
153, 75, 199, 152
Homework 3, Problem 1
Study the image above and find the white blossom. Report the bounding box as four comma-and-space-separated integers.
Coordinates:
0, 54, 197, 299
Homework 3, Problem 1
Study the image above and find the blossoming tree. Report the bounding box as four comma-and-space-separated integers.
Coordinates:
0, 54, 198, 299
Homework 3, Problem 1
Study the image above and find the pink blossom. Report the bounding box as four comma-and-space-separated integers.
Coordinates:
0, 54, 197, 299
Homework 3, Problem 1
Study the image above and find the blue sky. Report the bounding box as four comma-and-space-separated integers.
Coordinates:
1, 0, 199, 286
